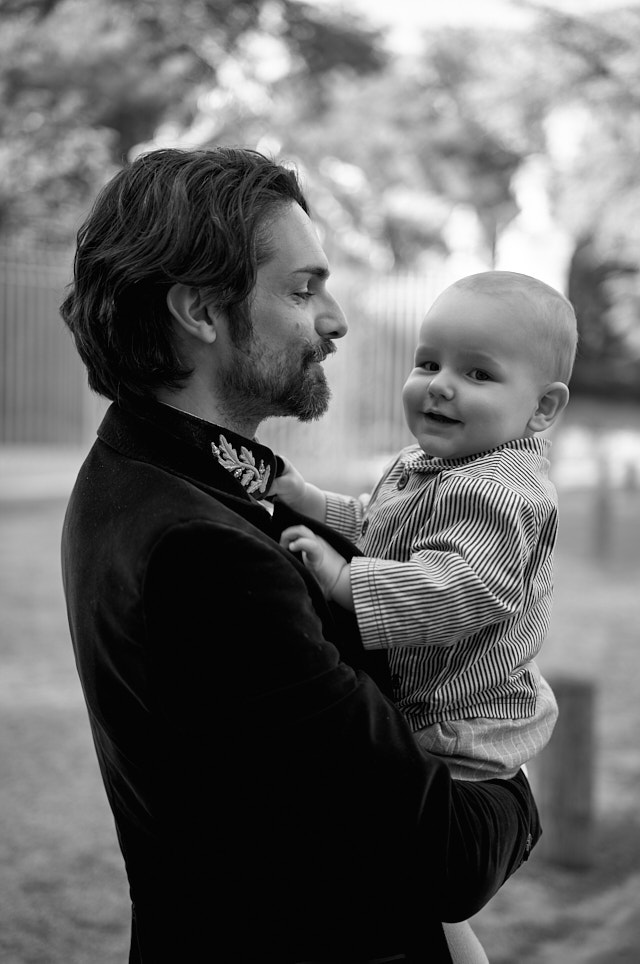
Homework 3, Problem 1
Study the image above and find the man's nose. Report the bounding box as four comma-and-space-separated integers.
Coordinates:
316, 290, 348, 340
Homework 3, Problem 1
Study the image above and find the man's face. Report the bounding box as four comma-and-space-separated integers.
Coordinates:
215, 202, 348, 427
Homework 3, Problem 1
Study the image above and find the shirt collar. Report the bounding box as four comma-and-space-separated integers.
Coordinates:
402, 436, 551, 473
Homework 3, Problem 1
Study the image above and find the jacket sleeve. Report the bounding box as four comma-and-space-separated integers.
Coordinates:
143, 518, 540, 925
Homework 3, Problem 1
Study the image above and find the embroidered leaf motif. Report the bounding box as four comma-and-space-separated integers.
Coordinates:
211, 435, 271, 495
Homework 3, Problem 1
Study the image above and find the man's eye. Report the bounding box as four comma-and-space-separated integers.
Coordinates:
293, 290, 313, 301
470, 368, 492, 381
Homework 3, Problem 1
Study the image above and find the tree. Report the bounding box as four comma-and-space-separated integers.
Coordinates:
527, 3, 640, 389
0, 0, 385, 242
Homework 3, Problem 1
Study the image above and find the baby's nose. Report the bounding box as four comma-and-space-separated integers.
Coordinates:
427, 370, 454, 398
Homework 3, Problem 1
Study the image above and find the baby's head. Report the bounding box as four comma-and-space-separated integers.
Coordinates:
402, 270, 578, 460
449, 270, 578, 385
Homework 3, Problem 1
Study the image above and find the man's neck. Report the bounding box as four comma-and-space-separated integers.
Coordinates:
154, 386, 259, 439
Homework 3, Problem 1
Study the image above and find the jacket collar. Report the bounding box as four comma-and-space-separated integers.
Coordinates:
97, 398, 283, 501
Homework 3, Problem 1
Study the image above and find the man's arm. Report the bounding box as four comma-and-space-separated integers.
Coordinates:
145, 519, 540, 923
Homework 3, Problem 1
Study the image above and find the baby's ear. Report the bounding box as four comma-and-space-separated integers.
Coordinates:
528, 382, 570, 433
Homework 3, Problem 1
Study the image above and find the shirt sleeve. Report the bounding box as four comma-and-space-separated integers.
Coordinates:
351, 472, 551, 650
323, 452, 404, 540
324, 489, 366, 542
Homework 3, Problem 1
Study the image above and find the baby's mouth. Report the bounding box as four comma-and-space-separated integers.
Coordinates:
425, 411, 460, 424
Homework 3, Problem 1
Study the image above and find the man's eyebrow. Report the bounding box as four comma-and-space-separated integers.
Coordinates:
290, 265, 330, 279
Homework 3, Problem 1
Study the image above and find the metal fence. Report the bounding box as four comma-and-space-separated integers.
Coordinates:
0, 247, 454, 479
0, 245, 93, 444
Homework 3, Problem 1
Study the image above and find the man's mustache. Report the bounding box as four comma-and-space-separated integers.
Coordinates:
307, 342, 336, 364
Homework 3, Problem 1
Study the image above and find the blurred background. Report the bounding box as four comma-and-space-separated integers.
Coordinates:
1, 0, 639, 961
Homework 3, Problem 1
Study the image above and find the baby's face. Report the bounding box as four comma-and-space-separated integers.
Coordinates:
402, 287, 547, 460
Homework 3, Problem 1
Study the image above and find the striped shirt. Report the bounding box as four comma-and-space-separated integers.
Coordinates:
324, 437, 557, 733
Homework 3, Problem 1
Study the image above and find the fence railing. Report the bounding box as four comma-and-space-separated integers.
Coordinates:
0, 246, 93, 444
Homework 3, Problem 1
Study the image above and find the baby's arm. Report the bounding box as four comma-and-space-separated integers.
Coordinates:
270, 456, 327, 522
280, 525, 354, 610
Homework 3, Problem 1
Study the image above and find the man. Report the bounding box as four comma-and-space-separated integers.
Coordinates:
61, 147, 540, 964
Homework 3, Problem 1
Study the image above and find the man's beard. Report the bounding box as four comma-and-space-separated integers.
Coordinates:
219, 340, 334, 424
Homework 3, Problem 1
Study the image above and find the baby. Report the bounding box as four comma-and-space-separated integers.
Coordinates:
275, 270, 578, 781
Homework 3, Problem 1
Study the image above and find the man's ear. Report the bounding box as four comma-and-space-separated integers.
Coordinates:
166, 284, 216, 344
528, 382, 570, 433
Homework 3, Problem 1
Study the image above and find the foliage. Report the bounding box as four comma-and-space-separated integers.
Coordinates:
529, 5, 640, 384
0, 0, 385, 242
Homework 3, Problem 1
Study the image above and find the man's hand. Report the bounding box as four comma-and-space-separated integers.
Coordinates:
280, 525, 352, 607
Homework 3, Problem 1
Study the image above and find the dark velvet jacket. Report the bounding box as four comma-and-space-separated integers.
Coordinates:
61, 399, 541, 964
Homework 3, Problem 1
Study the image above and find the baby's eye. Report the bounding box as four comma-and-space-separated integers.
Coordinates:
421, 361, 440, 373
469, 368, 492, 382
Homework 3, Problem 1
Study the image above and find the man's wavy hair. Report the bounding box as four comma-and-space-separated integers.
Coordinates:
60, 147, 309, 402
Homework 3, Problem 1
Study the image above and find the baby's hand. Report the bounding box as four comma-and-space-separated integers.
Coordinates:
270, 458, 327, 522
269, 456, 307, 507
280, 525, 348, 599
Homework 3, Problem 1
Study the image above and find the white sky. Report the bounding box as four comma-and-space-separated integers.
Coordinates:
316, 0, 640, 51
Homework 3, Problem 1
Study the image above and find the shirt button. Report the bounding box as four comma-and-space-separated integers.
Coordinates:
397, 470, 409, 490
361, 519, 369, 534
